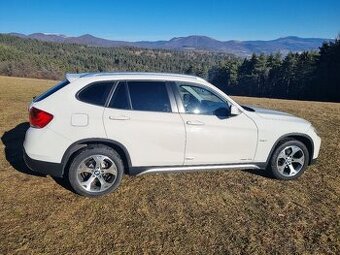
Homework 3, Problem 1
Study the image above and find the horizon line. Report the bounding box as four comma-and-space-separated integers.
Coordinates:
2, 31, 335, 42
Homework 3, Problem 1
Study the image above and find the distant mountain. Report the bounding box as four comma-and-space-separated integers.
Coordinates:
7, 33, 331, 56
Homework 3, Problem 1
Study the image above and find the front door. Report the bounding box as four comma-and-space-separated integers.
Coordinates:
175, 83, 257, 165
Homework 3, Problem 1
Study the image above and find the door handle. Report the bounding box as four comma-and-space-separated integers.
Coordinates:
109, 115, 130, 120
186, 120, 205, 126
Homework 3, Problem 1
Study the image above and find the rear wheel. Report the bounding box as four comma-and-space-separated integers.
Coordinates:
269, 139, 309, 180
68, 145, 124, 197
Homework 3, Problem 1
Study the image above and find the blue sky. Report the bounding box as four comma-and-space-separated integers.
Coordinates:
0, 0, 339, 41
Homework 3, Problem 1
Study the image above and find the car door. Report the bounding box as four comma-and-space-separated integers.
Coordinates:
103, 80, 186, 167
173, 82, 258, 165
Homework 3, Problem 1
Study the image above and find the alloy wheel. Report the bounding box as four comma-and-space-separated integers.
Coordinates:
76, 154, 118, 192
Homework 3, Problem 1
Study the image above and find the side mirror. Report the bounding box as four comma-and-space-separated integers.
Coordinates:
214, 107, 229, 119
230, 105, 241, 116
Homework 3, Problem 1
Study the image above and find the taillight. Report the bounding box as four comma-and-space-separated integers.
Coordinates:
29, 107, 53, 128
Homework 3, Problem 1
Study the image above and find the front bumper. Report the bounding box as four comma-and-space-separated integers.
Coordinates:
23, 148, 64, 177
306, 126, 321, 161
310, 158, 318, 165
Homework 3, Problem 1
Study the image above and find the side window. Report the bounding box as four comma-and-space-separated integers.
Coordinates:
78, 82, 113, 106
178, 84, 229, 116
127, 81, 171, 112
109, 83, 131, 110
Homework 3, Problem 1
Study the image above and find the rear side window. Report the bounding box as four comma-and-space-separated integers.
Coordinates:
78, 82, 113, 106
127, 81, 171, 112
34, 80, 70, 102
109, 83, 130, 110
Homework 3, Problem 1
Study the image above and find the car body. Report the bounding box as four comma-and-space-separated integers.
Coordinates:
23, 72, 321, 196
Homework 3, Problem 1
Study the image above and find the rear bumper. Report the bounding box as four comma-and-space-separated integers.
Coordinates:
23, 148, 63, 177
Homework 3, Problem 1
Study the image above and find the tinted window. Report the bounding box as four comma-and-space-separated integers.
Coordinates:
78, 82, 113, 106
109, 83, 130, 109
34, 80, 70, 102
178, 84, 229, 116
128, 81, 171, 112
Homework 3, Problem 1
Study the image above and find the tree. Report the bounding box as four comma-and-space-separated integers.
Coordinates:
314, 36, 340, 101
208, 59, 240, 93
1, 34, 339, 102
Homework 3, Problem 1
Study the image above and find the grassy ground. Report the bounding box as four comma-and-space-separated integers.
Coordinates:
0, 75, 339, 254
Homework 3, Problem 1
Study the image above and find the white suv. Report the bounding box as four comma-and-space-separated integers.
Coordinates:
23, 72, 321, 196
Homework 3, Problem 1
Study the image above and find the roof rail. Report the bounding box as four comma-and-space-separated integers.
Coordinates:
65, 72, 206, 82
65, 73, 89, 82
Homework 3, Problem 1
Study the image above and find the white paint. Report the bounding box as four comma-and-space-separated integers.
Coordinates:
23, 72, 321, 172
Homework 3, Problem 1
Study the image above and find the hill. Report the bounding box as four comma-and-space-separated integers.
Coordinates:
7, 33, 331, 56
0, 34, 232, 80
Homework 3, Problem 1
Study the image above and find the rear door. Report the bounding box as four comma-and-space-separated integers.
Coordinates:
103, 81, 186, 167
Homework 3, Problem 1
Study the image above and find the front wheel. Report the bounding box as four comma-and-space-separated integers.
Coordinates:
68, 145, 124, 197
269, 139, 309, 180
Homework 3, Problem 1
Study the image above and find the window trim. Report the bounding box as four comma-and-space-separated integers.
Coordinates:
107, 80, 178, 113
125, 81, 133, 109
106, 81, 121, 108
76, 81, 117, 107
107, 81, 132, 110
170, 81, 231, 116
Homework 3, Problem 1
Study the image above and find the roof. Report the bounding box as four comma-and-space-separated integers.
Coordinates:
65, 72, 206, 83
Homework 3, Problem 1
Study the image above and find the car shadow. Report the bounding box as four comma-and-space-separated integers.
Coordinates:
1, 122, 44, 176
1, 122, 74, 191
243, 168, 274, 179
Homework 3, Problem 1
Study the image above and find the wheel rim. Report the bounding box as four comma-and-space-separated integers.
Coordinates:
276, 145, 305, 177
76, 154, 118, 193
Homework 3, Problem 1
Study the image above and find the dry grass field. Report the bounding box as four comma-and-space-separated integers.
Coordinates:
0, 75, 339, 254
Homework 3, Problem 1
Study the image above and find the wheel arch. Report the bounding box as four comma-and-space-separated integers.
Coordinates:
266, 133, 314, 166
61, 138, 132, 176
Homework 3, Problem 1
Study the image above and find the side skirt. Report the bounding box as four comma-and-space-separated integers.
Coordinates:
129, 163, 267, 176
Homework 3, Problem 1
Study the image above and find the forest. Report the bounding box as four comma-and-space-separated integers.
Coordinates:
0, 34, 339, 102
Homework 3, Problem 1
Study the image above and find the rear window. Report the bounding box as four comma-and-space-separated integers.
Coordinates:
77, 82, 113, 106
34, 80, 70, 102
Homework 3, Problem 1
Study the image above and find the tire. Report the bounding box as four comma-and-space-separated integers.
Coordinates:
68, 145, 124, 197
269, 139, 309, 180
